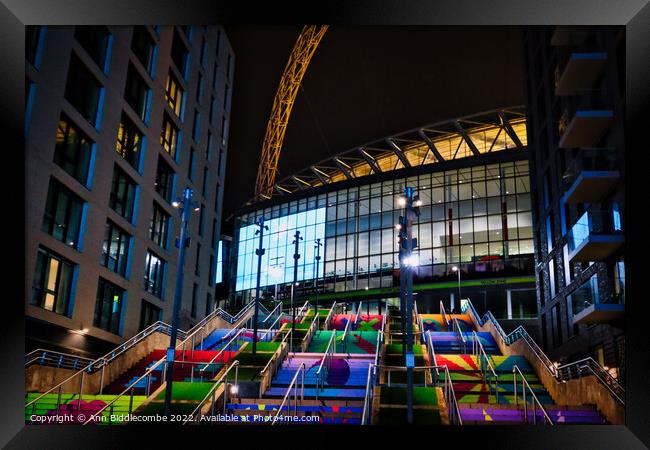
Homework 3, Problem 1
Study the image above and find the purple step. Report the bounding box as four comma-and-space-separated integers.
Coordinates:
460, 408, 606, 424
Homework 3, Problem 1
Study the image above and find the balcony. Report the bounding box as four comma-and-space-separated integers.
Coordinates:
570, 277, 624, 325
567, 209, 624, 263
551, 26, 590, 46
555, 52, 607, 96
558, 109, 614, 149
561, 149, 620, 204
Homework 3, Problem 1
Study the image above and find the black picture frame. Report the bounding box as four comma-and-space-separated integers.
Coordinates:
2, 0, 648, 448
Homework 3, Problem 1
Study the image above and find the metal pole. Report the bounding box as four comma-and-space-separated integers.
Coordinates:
291, 231, 302, 339
164, 187, 195, 418
252, 217, 267, 355
315, 238, 322, 319
458, 268, 461, 303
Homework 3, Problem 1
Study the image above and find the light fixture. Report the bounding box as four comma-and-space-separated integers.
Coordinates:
172, 200, 181, 208
451, 266, 458, 272
230, 384, 239, 395
414, 199, 422, 207
365, 287, 369, 291
395, 224, 402, 230
403, 255, 419, 267
398, 197, 406, 206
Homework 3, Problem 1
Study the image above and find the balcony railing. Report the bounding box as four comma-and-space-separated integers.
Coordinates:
569, 276, 624, 324
567, 209, 623, 260
562, 149, 618, 188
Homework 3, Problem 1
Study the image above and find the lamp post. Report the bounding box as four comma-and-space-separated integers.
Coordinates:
163, 188, 199, 418
397, 186, 421, 425
252, 217, 269, 355
291, 230, 303, 347
451, 265, 461, 310
314, 238, 322, 318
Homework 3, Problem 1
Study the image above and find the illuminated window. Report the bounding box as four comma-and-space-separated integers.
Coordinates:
94, 278, 124, 335
115, 113, 142, 169
144, 250, 166, 298
165, 71, 183, 117
31, 247, 75, 316
160, 113, 179, 158
54, 115, 93, 186
42, 178, 84, 249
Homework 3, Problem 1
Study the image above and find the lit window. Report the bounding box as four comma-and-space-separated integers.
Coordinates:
31, 247, 75, 316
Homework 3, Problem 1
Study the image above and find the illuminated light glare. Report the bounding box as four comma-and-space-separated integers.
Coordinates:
451, 266, 458, 272
398, 197, 406, 206
395, 224, 401, 230
172, 201, 181, 208
414, 200, 422, 207
230, 385, 239, 395
403, 255, 419, 267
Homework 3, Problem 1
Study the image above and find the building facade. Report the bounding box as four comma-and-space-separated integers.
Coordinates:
229, 108, 539, 335
25, 25, 234, 357
524, 26, 625, 380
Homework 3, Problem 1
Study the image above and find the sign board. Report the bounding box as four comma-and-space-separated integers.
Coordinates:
405, 351, 415, 368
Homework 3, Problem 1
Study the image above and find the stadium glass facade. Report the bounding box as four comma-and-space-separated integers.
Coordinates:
231, 159, 534, 306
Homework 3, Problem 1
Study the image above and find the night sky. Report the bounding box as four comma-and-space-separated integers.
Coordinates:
222, 26, 526, 220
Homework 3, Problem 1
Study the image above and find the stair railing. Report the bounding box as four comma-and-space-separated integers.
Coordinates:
295, 300, 311, 322
322, 301, 337, 331
183, 360, 240, 424
301, 312, 321, 351
271, 362, 305, 425
442, 365, 463, 425
361, 363, 378, 425
341, 303, 356, 352
82, 355, 168, 425
425, 331, 440, 383
471, 331, 499, 404
25, 349, 94, 371
461, 298, 625, 406
413, 299, 425, 343
452, 317, 467, 354
315, 330, 337, 400
259, 329, 293, 397
512, 365, 553, 425
199, 328, 246, 380
440, 300, 450, 328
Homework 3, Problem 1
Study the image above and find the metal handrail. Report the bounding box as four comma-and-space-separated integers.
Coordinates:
271, 362, 305, 425
322, 301, 337, 331
183, 360, 241, 424
262, 301, 283, 324
315, 330, 337, 399
301, 313, 321, 349
296, 300, 311, 322
442, 365, 462, 425
413, 300, 425, 343
461, 298, 625, 405
374, 314, 386, 369
25, 349, 94, 370
452, 317, 467, 354
259, 329, 293, 390
425, 331, 439, 380
361, 364, 377, 425
199, 328, 246, 375
472, 331, 499, 403
512, 364, 553, 425
341, 303, 356, 341
439, 300, 450, 327
356, 301, 363, 328
82, 355, 168, 424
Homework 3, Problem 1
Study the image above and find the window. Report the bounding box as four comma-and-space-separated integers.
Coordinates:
124, 63, 150, 121
94, 278, 125, 335
202, 167, 208, 197
150, 203, 170, 249
188, 147, 196, 180
144, 250, 166, 298
200, 37, 207, 67
192, 110, 201, 142
209, 96, 216, 124
42, 178, 84, 248
54, 115, 93, 186
115, 113, 143, 169
160, 113, 179, 159
226, 53, 232, 80
211, 61, 218, 89
65, 53, 102, 126
198, 204, 205, 236
139, 300, 161, 331
74, 26, 110, 70
131, 26, 155, 74
165, 71, 183, 117
220, 116, 227, 145
549, 258, 556, 298
171, 30, 189, 77
206, 131, 213, 160
205, 292, 213, 316
223, 85, 229, 109
191, 284, 198, 318
195, 243, 201, 276
31, 247, 75, 316
109, 166, 137, 222
101, 220, 131, 277
26, 26, 43, 66
155, 157, 175, 203
196, 73, 203, 103
218, 148, 225, 174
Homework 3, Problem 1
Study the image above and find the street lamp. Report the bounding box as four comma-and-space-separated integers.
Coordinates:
252, 217, 269, 355
451, 265, 461, 310
163, 188, 199, 418
314, 239, 322, 318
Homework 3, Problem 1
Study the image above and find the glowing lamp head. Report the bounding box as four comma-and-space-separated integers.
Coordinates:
172, 200, 181, 208
230, 384, 239, 395
398, 197, 406, 207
